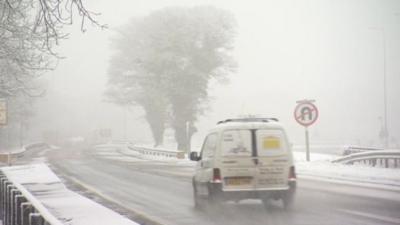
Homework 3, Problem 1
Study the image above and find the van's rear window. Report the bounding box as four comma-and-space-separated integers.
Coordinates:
221, 130, 252, 157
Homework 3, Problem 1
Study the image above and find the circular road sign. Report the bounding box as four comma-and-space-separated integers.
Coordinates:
294, 102, 319, 127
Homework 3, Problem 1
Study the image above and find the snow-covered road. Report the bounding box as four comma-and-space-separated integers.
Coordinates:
44, 145, 400, 225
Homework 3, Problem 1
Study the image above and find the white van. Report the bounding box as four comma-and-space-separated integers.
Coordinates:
190, 118, 296, 209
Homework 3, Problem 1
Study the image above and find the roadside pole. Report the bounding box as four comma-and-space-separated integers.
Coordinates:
294, 100, 318, 162
305, 127, 310, 161
185, 121, 190, 153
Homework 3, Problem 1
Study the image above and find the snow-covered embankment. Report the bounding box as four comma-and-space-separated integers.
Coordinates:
1, 164, 139, 225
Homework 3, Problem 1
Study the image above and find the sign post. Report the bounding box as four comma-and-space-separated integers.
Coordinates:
294, 100, 318, 161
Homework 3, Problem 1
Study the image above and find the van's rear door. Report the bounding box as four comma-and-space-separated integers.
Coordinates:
219, 129, 256, 191
254, 129, 290, 190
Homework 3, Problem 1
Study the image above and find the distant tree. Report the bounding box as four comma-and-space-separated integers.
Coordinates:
105, 40, 169, 146
105, 69, 169, 146
107, 6, 236, 150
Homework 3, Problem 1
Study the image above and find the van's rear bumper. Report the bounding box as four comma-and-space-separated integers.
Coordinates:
208, 181, 296, 201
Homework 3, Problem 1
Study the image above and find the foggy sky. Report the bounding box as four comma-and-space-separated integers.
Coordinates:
31, 0, 400, 148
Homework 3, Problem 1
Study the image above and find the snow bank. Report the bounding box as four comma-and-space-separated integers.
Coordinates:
0, 147, 26, 154
294, 152, 400, 190
3, 164, 61, 184
1, 164, 139, 225
94, 143, 400, 190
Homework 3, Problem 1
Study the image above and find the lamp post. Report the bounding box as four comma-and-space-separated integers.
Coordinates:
370, 27, 388, 148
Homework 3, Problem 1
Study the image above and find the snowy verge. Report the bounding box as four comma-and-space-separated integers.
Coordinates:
93, 143, 400, 191
294, 152, 400, 191
1, 164, 139, 225
0, 143, 58, 156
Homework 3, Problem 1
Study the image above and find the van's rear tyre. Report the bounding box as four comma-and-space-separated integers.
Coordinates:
193, 182, 213, 210
282, 194, 294, 210
193, 182, 206, 210
193, 184, 220, 211
282, 188, 295, 210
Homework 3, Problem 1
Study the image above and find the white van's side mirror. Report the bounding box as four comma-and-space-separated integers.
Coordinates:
190, 152, 201, 161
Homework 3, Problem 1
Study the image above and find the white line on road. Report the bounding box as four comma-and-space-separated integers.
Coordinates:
63, 173, 163, 225
337, 209, 400, 224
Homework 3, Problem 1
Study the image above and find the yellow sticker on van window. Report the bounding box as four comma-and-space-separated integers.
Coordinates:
263, 136, 280, 149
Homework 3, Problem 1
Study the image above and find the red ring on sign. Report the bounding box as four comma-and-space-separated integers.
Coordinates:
294, 102, 319, 127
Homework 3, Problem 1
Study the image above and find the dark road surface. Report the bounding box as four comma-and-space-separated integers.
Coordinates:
43, 146, 400, 225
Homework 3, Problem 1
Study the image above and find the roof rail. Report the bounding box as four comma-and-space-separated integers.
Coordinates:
217, 118, 279, 125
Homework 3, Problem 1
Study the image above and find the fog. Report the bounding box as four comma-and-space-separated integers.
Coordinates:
28, 0, 400, 149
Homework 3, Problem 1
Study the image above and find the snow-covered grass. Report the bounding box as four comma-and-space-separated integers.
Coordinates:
1, 164, 139, 225
0, 146, 26, 154
93, 143, 400, 190
294, 152, 400, 190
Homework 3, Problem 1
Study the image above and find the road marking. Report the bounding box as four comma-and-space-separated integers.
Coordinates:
337, 209, 400, 224
62, 173, 163, 225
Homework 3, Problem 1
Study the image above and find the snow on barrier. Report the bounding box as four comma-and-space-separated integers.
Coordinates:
0, 143, 55, 164
0, 164, 139, 225
127, 144, 186, 159
332, 150, 400, 168
342, 145, 383, 156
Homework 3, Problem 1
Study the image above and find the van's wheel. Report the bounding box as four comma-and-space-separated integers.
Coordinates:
193, 181, 209, 210
193, 189, 207, 209
282, 193, 294, 210
193, 181, 220, 211
282, 183, 296, 210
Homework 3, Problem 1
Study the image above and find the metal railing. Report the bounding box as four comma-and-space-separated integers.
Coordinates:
0, 171, 63, 225
332, 150, 400, 168
0, 143, 53, 164
127, 145, 186, 159
342, 146, 383, 156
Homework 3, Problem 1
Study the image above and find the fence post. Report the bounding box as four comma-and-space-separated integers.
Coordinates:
0, 177, 7, 214
10, 189, 20, 225
29, 212, 44, 225
6, 184, 16, 225
15, 194, 27, 225
21, 202, 33, 225
2, 180, 10, 216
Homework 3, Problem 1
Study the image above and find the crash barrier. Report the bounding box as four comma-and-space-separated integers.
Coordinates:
127, 145, 186, 159
0, 143, 52, 164
22, 143, 51, 152
332, 150, 400, 168
0, 171, 63, 225
0, 151, 23, 164
342, 146, 383, 156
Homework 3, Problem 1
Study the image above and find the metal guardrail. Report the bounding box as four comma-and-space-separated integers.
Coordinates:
0, 143, 54, 164
332, 150, 400, 168
0, 171, 63, 225
127, 145, 186, 159
342, 146, 383, 156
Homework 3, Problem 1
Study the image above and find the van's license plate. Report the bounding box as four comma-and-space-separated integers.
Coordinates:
225, 177, 251, 186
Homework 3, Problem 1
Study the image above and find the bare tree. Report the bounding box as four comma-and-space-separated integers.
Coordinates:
0, 0, 104, 146
0, 0, 105, 97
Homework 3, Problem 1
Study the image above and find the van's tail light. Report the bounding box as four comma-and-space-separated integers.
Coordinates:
212, 168, 222, 183
288, 166, 296, 181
